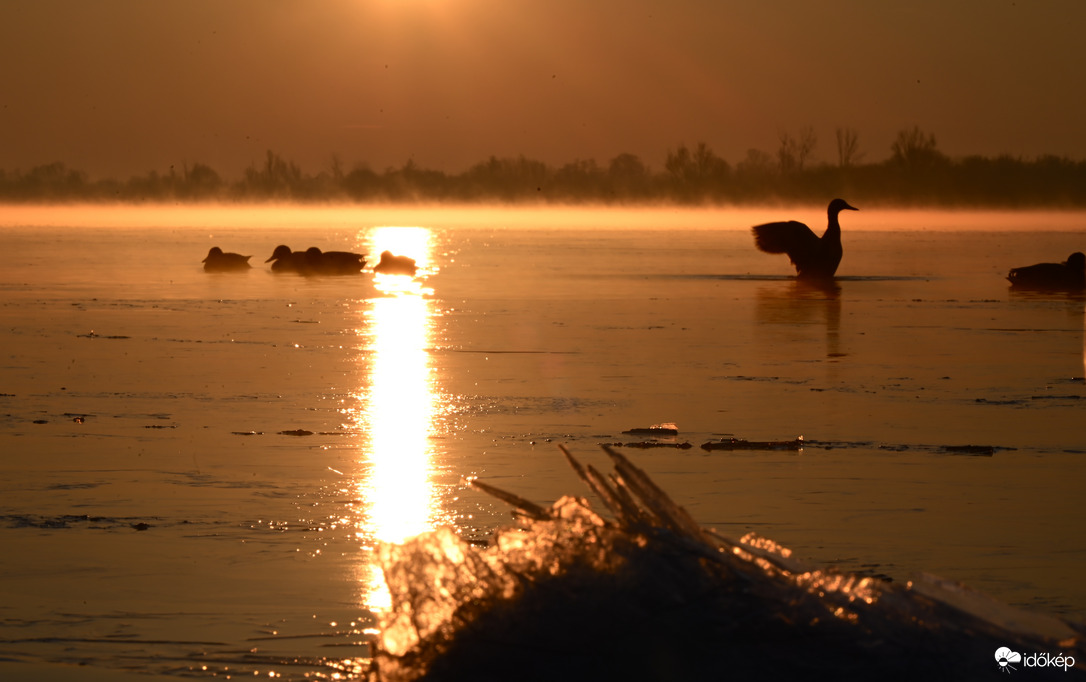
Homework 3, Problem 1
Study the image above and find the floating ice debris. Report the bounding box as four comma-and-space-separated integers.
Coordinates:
614, 422, 686, 448
4, 514, 162, 530
941, 444, 996, 456
617, 441, 693, 449
368, 445, 1083, 681
701, 436, 805, 451
622, 422, 679, 436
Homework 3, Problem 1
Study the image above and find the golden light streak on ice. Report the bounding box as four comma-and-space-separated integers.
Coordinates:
351, 225, 438, 609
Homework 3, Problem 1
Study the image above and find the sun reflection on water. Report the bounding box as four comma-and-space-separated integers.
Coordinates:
364, 293, 435, 544
351, 226, 440, 609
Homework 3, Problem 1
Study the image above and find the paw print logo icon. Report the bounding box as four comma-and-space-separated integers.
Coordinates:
995, 647, 1022, 673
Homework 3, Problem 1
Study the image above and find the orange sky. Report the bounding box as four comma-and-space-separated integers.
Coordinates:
2, 0, 1085, 178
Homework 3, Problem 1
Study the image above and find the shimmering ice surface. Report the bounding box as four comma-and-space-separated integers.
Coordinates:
0, 205, 1083, 679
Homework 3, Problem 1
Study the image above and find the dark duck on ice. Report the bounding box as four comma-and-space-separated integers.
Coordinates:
303, 247, 367, 275
265, 245, 366, 275
373, 250, 418, 276
752, 198, 858, 280
202, 247, 252, 272
265, 244, 307, 273
1007, 251, 1086, 291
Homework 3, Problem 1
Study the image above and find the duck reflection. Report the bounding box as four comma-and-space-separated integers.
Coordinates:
351, 226, 438, 607
755, 279, 842, 359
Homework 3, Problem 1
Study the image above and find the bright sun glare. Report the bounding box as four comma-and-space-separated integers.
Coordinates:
352, 226, 437, 607
369, 225, 433, 296
364, 292, 435, 544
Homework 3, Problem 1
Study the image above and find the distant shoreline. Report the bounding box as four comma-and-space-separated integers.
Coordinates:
2, 143, 1085, 208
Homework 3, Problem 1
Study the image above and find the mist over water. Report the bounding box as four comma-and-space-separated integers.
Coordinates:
6, 201, 1086, 232
1, 204, 1083, 679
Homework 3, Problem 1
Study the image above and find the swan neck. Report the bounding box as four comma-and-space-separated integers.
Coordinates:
825, 211, 843, 238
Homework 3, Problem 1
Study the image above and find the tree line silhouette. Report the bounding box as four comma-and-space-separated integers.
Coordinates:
3, 126, 1085, 206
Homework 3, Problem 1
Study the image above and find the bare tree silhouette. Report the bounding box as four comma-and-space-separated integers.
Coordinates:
606, 153, 650, 198
665, 142, 729, 198
835, 127, 863, 168
891, 126, 946, 169
3, 130, 1086, 206
777, 127, 817, 174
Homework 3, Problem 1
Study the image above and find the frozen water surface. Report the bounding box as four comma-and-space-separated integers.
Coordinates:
0, 205, 1083, 679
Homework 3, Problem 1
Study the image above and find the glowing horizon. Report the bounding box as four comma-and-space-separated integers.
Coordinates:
6, 203, 1086, 234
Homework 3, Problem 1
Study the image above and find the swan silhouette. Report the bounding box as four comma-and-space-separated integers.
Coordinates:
752, 199, 858, 279
202, 247, 252, 272
1007, 252, 1085, 291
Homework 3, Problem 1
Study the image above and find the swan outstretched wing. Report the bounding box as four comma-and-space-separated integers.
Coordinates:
751, 221, 820, 256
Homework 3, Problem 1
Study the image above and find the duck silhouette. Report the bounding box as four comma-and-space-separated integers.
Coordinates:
752, 199, 858, 280
266, 245, 367, 275
202, 247, 252, 272
303, 247, 367, 275
373, 250, 418, 276
1007, 252, 1085, 291
265, 244, 308, 273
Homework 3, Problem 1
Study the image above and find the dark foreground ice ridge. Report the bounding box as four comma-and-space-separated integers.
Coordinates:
368, 446, 1084, 681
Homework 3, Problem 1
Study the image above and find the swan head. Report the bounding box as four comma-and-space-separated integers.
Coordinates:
828, 198, 858, 215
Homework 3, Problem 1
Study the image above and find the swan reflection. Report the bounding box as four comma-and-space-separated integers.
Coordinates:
352, 226, 438, 608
